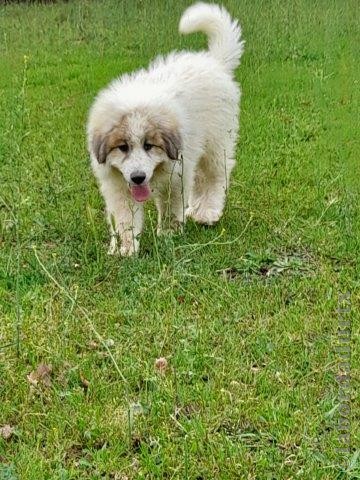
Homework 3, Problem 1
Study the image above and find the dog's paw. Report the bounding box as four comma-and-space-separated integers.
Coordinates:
119, 238, 139, 257
120, 245, 135, 256
108, 231, 140, 257
107, 237, 119, 255
186, 206, 222, 226
157, 218, 183, 236
157, 227, 172, 237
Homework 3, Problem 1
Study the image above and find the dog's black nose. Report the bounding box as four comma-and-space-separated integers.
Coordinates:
130, 171, 146, 185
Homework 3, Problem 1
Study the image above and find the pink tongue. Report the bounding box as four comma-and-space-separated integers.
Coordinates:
131, 185, 151, 202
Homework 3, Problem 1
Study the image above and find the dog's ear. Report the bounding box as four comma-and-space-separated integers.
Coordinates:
91, 116, 129, 163
160, 127, 182, 160
92, 133, 108, 164
148, 112, 182, 160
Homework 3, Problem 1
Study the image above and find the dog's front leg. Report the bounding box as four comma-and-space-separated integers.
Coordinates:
106, 196, 144, 257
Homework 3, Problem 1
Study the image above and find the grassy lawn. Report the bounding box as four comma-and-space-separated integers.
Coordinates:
0, 0, 359, 478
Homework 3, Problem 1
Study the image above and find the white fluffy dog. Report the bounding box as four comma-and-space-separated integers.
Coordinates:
87, 2, 244, 256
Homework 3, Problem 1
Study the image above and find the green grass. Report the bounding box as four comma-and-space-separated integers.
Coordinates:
0, 0, 359, 478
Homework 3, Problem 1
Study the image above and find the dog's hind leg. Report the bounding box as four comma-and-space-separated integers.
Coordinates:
186, 144, 235, 225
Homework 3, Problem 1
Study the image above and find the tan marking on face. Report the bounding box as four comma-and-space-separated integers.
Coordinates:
91, 115, 131, 163
144, 113, 182, 160
105, 115, 131, 151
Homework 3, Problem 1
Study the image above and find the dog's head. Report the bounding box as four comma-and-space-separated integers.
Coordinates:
89, 108, 182, 202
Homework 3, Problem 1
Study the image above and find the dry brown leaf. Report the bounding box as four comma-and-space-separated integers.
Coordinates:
80, 374, 90, 390
0, 424, 15, 440
154, 357, 168, 375
27, 363, 52, 388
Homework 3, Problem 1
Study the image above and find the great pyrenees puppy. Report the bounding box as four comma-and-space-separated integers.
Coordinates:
87, 2, 244, 256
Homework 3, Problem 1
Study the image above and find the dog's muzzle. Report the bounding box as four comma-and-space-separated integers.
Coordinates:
129, 171, 151, 202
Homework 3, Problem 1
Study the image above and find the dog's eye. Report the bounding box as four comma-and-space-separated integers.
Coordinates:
144, 142, 153, 151
118, 144, 129, 153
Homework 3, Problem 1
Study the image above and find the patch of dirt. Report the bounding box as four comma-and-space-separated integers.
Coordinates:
218, 250, 315, 281
0, 425, 15, 440
27, 363, 52, 388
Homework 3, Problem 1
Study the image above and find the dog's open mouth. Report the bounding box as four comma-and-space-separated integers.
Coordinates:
130, 184, 151, 202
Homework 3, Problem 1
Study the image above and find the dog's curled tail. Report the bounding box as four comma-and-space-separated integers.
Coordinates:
179, 2, 244, 73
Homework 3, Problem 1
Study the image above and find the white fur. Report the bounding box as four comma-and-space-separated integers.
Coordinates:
87, 2, 244, 256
